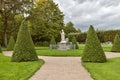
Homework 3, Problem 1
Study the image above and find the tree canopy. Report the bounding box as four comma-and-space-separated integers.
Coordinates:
0, 0, 33, 46
29, 0, 64, 42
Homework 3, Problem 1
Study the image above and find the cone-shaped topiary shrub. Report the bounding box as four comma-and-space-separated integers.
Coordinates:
50, 36, 56, 49
0, 45, 2, 53
82, 25, 107, 62
11, 20, 38, 62
72, 36, 79, 49
7, 36, 15, 51
111, 34, 120, 52
50, 36, 56, 45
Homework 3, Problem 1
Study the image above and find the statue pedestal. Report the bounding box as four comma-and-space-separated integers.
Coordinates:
58, 41, 70, 50
57, 29, 70, 50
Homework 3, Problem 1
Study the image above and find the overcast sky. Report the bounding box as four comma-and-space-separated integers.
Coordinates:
54, 0, 120, 32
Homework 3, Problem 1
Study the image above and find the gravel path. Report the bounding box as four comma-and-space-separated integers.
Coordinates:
2, 51, 120, 80
29, 56, 93, 80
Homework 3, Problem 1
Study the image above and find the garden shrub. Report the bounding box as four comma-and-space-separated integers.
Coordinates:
0, 45, 2, 53
7, 36, 15, 51
72, 36, 79, 49
82, 25, 107, 63
11, 20, 38, 62
111, 34, 120, 52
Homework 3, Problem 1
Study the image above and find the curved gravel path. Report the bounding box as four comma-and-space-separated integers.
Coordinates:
3, 51, 120, 80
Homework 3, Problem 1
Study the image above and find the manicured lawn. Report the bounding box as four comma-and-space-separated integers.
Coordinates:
36, 44, 112, 56
37, 49, 82, 56
0, 54, 44, 80
101, 44, 112, 52
35, 47, 49, 50
83, 58, 120, 80
36, 44, 85, 56
1, 44, 112, 56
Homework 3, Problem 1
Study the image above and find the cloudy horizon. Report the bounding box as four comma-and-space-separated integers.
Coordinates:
54, 0, 120, 32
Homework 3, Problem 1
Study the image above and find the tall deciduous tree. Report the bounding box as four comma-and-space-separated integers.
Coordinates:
65, 21, 77, 36
29, 0, 64, 42
0, 0, 34, 47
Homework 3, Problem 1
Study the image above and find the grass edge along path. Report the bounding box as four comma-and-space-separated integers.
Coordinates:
36, 44, 112, 56
83, 57, 120, 80
0, 54, 44, 80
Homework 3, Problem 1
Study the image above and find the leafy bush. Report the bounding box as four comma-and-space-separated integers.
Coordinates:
7, 36, 15, 51
111, 34, 120, 52
50, 36, 56, 45
43, 41, 49, 47
11, 20, 38, 62
82, 25, 107, 63
72, 36, 79, 49
0, 45, 2, 53
50, 36, 56, 49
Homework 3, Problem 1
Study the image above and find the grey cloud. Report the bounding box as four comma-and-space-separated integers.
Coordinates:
54, 0, 120, 32
74, 0, 120, 6
99, 0, 120, 7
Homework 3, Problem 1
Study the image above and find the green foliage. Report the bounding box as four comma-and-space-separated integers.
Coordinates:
77, 30, 120, 43
11, 20, 38, 62
29, 0, 64, 42
97, 31, 104, 42
7, 36, 15, 51
0, 0, 33, 46
35, 41, 49, 47
0, 45, 2, 53
83, 58, 120, 80
77, 28, 81, 33
50, 36, 56, 49
77, 32, 87, 43
0, 54, 44, 80
50, 36, 56, 45
43, 41, 49, 47
82, 25, 107, 63
111, 34, 120, 52
72, 36, 79, 49
65, 21, 77, 36
103, 30, 119, 42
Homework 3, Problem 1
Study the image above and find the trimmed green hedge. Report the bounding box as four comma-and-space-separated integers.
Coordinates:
7, 36, 15, 51
0, 45, 2, 53
72, 36, 79, 49
50, 36, 56, 45
111, 34, 120, 52
11, 20, 38, 62
82, 25, 107, 63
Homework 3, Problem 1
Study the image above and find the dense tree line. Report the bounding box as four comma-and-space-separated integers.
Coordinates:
0, 0, 33, 46
76, 30, 120, 43
0, 0, 80, 47
0, 0, 120, 47
28, 0, 64, 43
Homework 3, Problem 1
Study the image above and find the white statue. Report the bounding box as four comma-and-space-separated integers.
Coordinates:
61, 29, 65, 42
